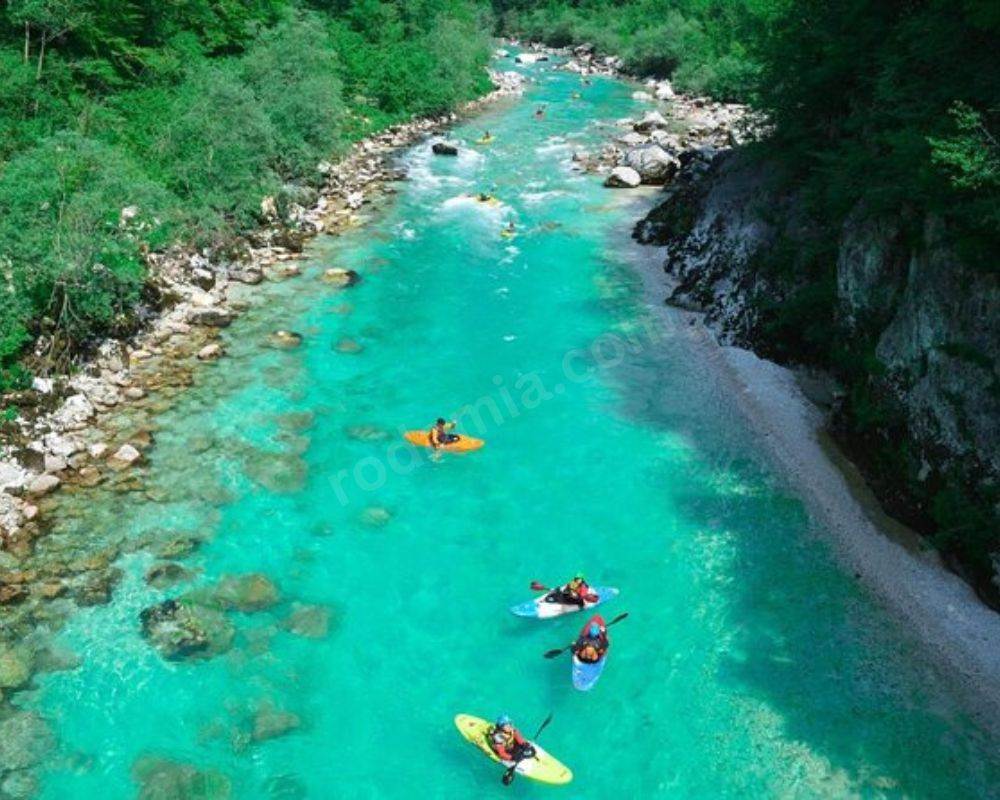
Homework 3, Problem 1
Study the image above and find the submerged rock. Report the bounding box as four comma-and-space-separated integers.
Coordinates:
320, 268, 360, 288
281, 603, 331, 639
266, 330, 303, 350
263, 774, 307, 800
139, 599, 235, 661
244, 452, 307, 493
146, 562, 195, 590
0, 643, 33, 688
251, 701, 301, 743
132, 756, 231, 800
1, 770, 39, 800
360, 506, 392, 527
212, 573, 279, 612
0, 712, 54, 771
344, 424, 389, 442
333, 338, 364, 355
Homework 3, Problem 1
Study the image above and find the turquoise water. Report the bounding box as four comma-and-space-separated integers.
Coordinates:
28, 63, 1000, 798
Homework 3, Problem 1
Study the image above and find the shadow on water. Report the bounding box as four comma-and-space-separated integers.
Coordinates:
605, 245, 1000, 796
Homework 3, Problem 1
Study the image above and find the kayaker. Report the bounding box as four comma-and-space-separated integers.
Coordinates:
505, 221, 516, 235
573, 621, 608, 664
429, 418, 460, 448
489, 715, 533, 762
534, 106, 545, 119
560, 574, 596, 608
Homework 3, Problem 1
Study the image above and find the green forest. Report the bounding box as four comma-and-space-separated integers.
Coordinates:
1, 0, 996, 390
0, 0, 493, 391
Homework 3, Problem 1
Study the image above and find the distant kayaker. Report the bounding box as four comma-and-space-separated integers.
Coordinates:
534, 106, 545, 119
428, 418, 460, 448
573, 621, 608, 664
490, 715, 533, 762
560, 574, 596, 608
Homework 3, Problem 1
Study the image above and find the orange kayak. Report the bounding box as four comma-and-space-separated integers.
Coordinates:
404, 431, 485, 452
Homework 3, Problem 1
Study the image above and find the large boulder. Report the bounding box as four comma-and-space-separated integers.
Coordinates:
431, 141, 459, 156
251, 701, 301, 743
604, 166, 642, 189
139, 599, 235, 661
623, 145, 681, 185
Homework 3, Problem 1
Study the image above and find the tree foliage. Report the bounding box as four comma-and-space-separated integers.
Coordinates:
0, 0, 492, 383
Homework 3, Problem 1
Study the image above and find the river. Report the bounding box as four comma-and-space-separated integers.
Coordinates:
22, 60, 999, 799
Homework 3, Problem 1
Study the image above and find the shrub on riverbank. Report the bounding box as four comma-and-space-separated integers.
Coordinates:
0, 0, 492, 388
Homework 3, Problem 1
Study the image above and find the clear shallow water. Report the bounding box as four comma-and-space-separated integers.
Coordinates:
28, 63, 1000, 798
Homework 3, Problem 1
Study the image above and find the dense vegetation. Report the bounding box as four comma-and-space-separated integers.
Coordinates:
0, 0, 492, 387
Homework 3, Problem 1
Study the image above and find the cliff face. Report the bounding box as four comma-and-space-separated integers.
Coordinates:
636, 152, 1000, 603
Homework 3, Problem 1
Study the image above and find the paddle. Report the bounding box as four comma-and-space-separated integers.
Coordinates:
543, 612, 629, 659
501, 713, 554, 786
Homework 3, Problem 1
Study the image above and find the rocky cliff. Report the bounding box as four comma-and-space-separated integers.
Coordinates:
635, 152, 1000, 605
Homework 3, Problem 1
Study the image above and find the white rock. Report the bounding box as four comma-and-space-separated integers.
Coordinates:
0, 461, 30, 491
27, 474, 61, 496
261, 195, 278, 220
50, 395, 95, 428
604, 166, 642, 188
616, 132, 648, 147
197, 344, 225, 361
189, 290, 217, 308
96, 339, 127, 373
632, 91, 652, 102
634, 111, 670, 132
109, 444, 142, 470
655, 80, 675, 100
31, 377, 53, 394
124, 387, 146, 400
623, 145, 681, 184
88, 443, 109, 459
43, 454, 68, 474
42, 433, 82, 457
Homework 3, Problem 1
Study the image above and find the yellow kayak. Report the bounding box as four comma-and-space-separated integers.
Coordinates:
454, 714, 572, 785
404, 431, 485, 452
475, 135, 494, 145
500, 229, 517, 239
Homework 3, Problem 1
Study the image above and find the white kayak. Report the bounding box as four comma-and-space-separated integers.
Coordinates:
509, 586, 618, 619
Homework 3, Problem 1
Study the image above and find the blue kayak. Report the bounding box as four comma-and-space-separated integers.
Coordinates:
571, 655, 606, 691
509, 586, 618, 619
571, 614, 609, 691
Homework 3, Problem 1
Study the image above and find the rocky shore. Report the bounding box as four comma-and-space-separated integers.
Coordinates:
0, 65, 525, 797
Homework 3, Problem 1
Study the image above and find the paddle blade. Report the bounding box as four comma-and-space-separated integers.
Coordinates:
530, 581, 547, 591
502, 767, 515, 786
533, 713, 554, 739
543, 648, 565, 659
608, 611, 630, 626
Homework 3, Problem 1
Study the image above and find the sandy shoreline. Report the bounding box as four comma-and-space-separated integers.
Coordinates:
621, 217, 1000, 736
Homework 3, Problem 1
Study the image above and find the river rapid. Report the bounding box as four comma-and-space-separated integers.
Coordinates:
18, 59, 1000, 799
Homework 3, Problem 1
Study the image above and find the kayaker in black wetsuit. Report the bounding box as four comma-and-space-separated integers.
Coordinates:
429, 418, 460, 448
558, 574, 595, 608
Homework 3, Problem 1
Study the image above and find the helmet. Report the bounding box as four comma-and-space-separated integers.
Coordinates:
496, 714, 512, 727
588, 623, 601, 637
436, 418, 446, 426
574, 573, 586, 582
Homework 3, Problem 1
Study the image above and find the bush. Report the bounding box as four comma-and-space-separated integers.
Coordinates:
0, 133, 170, 358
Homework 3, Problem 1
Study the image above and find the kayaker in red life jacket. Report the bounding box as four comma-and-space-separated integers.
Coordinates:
489, 715, 531, 761
574, 621, 609, 664
428, 418, 460, 448
560, 574, 597, 608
